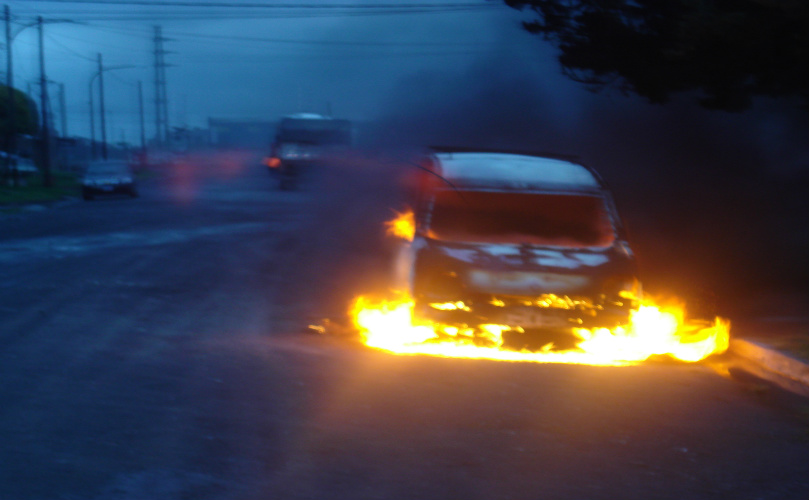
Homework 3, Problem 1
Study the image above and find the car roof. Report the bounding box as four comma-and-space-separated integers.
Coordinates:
432, 152, 603, 193
283, 113, 330, 120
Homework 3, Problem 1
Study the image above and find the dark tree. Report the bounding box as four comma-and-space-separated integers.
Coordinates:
505, 0, 809, 111
0, 85, 39, 142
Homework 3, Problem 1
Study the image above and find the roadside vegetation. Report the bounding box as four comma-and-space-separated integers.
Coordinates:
773, 334, 809, 363
0, 171, 79, 206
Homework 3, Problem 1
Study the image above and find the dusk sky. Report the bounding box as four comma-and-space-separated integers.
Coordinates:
6, 0, 807, 178
7, 0, 562, 143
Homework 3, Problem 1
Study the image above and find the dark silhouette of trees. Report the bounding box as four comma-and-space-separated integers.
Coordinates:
0, 86, 39, 142
505, 0, 809, 111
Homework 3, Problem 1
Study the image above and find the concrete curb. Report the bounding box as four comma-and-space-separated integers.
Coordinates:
729, 338, 809, 392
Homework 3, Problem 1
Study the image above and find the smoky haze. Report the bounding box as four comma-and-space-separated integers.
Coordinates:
366, 44, 809, 317
7, 0, 808, 317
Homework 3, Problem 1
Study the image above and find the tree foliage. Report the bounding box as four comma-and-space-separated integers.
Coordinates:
0, 86, 39, 141
505, 0, 809, 111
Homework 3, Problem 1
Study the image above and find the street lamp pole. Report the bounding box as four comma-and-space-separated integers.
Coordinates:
5, 10, 76, 181
97, 53, 108, 160
5, 12, 77, 183
38, 16, 52, 187
59, 82, 66, 137
4, 5, 14, 162
88, 61, 134, 162
89, 76, 96, 160
138, 80, 145, 150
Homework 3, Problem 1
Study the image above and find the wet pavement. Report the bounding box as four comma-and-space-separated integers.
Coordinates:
1, 150, 808, 500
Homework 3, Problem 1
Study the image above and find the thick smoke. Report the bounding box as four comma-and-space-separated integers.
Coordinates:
366, 49, 809, 317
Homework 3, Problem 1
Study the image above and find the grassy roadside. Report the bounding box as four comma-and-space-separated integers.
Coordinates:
763, 333, 809, 362
735, 319, 809, 363
0, 171, 80, 206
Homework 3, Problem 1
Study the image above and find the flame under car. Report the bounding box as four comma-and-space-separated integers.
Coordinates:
395, 151, 639, 350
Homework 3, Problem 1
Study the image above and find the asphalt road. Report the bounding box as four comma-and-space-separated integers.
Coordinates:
1, 150, 808, 500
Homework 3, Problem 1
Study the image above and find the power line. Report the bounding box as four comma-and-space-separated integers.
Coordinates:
44, 28, 149, 53
166, 30, 485, 47
44, 32, 97, 61
10, 1, 495, 21
9, 10, 490, 22
175, 50, 481, 63
108, 69, 141, 86
22, 1, 493, 9
27, 8, 486, 73
73, 20, 485, 52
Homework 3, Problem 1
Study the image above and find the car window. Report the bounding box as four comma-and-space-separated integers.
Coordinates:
428, 190, 616, 248
87, 164, 130, 176
277, 119, 352, 145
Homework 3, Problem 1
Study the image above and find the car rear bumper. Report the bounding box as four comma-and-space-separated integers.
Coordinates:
414, 291, 635, 329
82, 183, 136, 195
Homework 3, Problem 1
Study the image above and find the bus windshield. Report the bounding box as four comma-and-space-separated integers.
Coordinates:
277, 118, 352, 145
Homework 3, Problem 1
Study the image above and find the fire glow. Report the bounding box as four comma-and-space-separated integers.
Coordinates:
384, 208, 415, 241
351, 207, 731, 366
351, 295, 730, 365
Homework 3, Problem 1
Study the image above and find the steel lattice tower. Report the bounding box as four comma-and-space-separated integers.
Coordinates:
153, 25, 169, 146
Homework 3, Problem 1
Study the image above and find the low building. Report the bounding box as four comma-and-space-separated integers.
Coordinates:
208, 118, 277, 149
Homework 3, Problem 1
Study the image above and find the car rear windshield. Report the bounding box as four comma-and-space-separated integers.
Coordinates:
428, 190, 616, 248
87, 164, 130, 176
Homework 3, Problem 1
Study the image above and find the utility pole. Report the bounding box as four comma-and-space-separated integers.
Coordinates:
5, 5, 14, 159
89, 78, 95, 160
38, 16, 51, 187
98, 53, 108, 160
89, 63, 133, 161
154, 25, 163, 146
59, 82, 67, 137
138, 80, 145, 149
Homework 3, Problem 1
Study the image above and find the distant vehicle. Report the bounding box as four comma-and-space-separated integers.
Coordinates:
0, 152, 38, 182
264, 113, 352, 190
395, 150, 640, 349
10, 156, 38, 175
81, 161, 138, 200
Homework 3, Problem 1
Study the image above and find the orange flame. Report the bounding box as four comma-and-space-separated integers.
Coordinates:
351, 294, 729, 366
372, 207, 730, 365
384, 208, 415, 241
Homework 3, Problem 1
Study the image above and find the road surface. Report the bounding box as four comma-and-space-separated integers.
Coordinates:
1, 150, 808, 500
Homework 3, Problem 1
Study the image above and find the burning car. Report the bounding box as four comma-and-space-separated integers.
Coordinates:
394, 150, 640, 348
